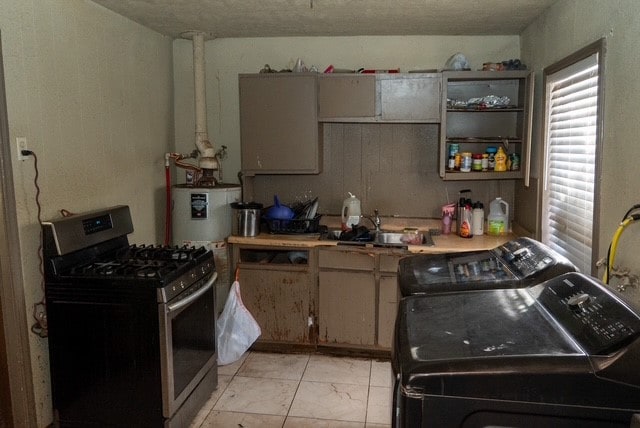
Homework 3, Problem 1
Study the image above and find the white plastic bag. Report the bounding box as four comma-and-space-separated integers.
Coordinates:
216, 280, 261, 365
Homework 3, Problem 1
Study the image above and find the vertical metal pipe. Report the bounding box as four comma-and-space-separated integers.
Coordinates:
192, 32, 208, 149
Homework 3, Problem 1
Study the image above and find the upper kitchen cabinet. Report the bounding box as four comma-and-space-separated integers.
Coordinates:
318, 74, 376, 119
239, 73, 322, 175
439, 71, 534, 184
317, 73, 441, 123
378, 73, 441, 122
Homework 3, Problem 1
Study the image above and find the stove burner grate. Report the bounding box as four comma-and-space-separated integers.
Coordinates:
66, 244, 209, 281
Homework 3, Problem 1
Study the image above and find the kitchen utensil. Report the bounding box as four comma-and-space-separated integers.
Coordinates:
306, 198, 318, 219
265, 195, 295, 220
231, 202, 263, 237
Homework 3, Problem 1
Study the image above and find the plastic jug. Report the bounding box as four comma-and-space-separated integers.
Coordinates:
341, 192, 361, 230
487, 198, 509, 236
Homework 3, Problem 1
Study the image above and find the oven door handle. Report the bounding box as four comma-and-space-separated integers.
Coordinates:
167, 272, 217, 313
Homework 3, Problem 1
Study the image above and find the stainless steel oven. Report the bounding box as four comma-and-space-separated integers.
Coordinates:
160, 271, 217, 419
43, 205, 218, 427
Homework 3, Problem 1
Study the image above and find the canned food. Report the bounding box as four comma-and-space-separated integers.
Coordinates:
472, 154, 483, 171
481, 154, 489, 171
460, 152, 472, 172
510, 153, 520, 170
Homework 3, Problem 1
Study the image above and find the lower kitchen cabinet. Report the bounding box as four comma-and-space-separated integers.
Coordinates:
232, 245, 317, 346
319, 270, 376, 346
318, 247, 405, 350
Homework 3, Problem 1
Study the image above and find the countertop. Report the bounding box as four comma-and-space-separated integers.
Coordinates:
227, 231, 515, 253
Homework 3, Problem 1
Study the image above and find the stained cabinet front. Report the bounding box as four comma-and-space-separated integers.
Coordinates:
318, 248, 404, 350
234, 246, 316, 345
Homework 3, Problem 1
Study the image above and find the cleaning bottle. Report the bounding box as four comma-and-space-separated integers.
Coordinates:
458, 202, 473, 238
487, 198, 509, 236
472, 201, 484, 236
341, 192, 361, 230
494, 147, 507, 172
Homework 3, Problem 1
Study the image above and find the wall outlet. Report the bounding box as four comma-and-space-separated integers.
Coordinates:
16, 137, 28, 161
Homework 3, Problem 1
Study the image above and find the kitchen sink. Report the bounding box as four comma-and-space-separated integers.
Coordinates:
374, 232, 408, 244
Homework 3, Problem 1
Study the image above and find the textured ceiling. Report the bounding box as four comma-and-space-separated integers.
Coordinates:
90, 0, 557, 39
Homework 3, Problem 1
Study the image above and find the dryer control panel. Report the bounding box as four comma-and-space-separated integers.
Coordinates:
535, 272, 640, 355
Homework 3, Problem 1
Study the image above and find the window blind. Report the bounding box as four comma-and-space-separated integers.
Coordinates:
542, 54, 599, 274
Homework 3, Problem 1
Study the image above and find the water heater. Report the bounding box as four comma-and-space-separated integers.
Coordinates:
172, 184, 241, 245
172, 184, 242, 316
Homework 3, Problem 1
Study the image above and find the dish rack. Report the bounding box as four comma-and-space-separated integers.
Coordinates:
265, 215, 322, 234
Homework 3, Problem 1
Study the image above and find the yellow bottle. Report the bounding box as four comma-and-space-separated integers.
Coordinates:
494, 147, 507, 172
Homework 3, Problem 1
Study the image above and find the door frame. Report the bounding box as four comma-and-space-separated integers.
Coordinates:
0, 30, 38, 427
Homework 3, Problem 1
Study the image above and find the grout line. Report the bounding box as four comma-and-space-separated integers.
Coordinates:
282, 354, 311, 427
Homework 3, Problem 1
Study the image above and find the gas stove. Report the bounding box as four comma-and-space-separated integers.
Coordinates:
43, 205, 219, 427
42, 206, 215, 303
65, 243, 211, 280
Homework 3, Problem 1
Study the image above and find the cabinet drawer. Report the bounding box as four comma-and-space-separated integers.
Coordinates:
319, 249, 375, 270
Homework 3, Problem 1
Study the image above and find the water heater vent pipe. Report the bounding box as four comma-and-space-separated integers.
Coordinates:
183, 30, 218, 172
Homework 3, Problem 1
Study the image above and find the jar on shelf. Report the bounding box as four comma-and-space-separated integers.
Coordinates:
449, 143, 459, 157
510, 153, 520, 170
472, 154, 483, 171
486, 146, 497, 170
460, 152, 472, 172
481, 153, 489, 171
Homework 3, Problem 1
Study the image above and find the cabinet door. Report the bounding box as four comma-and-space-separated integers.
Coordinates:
239, 268, 312, 343
378, 275, 399, 349
239, 74, 321, 174
318, 75, 376, 119
319, 270, 376, 346
379, 74, 441, 122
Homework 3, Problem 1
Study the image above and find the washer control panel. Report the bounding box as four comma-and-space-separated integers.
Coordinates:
535, 273, 640, 355
495, 238, 561, 278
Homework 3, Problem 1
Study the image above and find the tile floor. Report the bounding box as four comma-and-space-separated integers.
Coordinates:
190, 352, 393, 428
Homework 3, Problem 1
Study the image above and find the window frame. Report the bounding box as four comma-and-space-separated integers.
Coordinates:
538, 39, 606, 275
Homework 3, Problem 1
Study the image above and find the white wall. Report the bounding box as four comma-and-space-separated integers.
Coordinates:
521, 0, 640, 297
173, 35, 521, 184
0, 0, 174, 425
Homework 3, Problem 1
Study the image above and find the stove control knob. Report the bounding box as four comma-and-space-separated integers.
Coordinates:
567, 293, 591, 310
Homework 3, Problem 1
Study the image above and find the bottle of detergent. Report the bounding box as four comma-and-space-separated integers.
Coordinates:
341, 192, 361, 230
494, 147, 508, 172
487, 198, 509, 236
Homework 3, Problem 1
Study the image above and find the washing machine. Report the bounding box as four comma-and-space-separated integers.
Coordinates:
392, 272, 640, 427
398, 237, 577, 297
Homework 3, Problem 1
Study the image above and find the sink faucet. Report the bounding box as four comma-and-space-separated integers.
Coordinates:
362, 209, 382, 232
